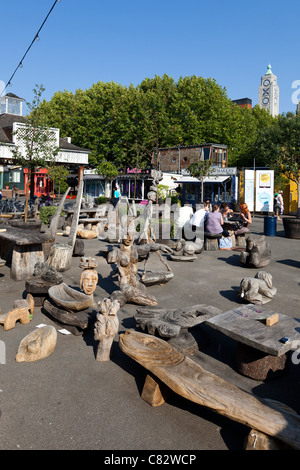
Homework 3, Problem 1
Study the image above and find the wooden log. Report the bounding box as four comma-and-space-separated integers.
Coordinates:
47, 243, 73, 272
68, 176, 84, 250
43, 298, 93, 330
141, 373, 171, 407
49, 187, 71, 239
119, 330, 300, 450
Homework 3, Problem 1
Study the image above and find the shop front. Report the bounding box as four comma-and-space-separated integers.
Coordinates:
177, 167, 238, 206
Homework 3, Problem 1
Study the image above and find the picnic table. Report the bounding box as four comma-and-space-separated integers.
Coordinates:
0, 226, 55, 281
206, 304, 300, 380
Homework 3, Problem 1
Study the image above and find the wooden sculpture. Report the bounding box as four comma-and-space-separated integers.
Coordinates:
119, 330, 300, 450
44, 257, 97, 335
107, 230, 158, 307
79, 257, 99, 306
0, 293, 34, 331
16, 325, 57, 362
94, 298, 120, 361
238, 271, 277, 305
134, 304, 222, 353
47, 175, 84, 271
240, 235, 271, 268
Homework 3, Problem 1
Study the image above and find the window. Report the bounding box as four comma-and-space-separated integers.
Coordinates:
203, 148, 210, 161
12, 171, 21, 183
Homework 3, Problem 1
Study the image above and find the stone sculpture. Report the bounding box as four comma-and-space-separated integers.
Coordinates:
119, 330, 300, 450
238, 271, 277, 304
16, 325, 57, 362
169, 239, 203, 261
94, 298, 120, 361
240, 235, 271, 268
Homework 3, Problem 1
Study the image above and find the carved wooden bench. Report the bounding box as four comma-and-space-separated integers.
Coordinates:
119, 330, 300, 450
0, 227, 55, 281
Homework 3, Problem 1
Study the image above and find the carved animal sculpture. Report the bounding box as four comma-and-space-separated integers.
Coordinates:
240, 235, 271, 268
238, 271, 277, 304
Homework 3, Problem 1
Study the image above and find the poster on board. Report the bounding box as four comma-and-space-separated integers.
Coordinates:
244, 169, 255, 212
255, 170, 274, 212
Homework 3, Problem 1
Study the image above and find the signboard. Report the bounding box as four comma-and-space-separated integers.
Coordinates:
244, 169, 255, 212
255, 170, 274, 212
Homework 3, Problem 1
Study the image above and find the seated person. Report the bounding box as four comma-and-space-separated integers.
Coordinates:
190, 202, 209, 228
220, 202, 233, 220
205, 204, 229, 237
234, 203, 252, 235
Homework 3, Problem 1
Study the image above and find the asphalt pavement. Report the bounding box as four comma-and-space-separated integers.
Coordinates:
0, 215, 299, 452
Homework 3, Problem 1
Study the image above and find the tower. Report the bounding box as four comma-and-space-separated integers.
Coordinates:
258, 64, 279, 117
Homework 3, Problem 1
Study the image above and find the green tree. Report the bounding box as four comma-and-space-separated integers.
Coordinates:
12, 84, 59, 220
46, 163, 69, 202
96, 160, 119, 198
272, 113, 300, 217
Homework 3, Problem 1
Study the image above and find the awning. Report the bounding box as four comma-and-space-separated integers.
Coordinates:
176, 175, 230, 184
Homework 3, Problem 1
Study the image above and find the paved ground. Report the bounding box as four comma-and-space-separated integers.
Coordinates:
0, 215, 299, 452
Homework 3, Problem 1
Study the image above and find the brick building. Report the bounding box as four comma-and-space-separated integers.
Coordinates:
152, 143, 237, 205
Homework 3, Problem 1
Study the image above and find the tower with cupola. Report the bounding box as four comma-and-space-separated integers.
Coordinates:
258, 64, 279, 117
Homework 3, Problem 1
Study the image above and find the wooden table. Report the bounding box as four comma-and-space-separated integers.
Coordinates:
206, 305, 300, 379
0, 227, 55, 281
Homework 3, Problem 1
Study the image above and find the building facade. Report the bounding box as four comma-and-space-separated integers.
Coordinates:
152, 144, 237, 205
0, 93, 89, 196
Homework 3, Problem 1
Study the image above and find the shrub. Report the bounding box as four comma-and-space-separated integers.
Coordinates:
95, 196, 108, 205
39, 206, 58, 224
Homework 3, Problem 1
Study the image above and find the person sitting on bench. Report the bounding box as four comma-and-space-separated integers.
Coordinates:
205, 204, 229, 237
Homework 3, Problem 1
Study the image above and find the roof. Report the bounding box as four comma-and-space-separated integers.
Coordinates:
0, 113, 90, 152
3, 93, 24, 101
158, 143, 228, 151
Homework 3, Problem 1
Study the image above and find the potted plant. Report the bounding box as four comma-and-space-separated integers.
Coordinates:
4, 181, 9, 189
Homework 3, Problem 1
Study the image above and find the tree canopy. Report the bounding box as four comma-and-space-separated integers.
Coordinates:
37, 74, 275, 171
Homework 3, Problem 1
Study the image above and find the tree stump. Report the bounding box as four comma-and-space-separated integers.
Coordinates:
236, 342, 287, 380
47, 243, 73, 272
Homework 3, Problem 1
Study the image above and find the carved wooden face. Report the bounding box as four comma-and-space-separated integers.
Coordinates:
80, 269, 98, 295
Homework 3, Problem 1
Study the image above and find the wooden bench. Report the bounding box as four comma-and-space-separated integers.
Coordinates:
119, 330, 300, 450
204, 232, 222, 251
0, 227, 55, 281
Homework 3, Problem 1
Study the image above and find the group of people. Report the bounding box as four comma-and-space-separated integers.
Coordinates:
177, 199, 252, 241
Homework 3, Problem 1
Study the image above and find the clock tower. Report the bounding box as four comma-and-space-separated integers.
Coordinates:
258, 64, 279, 117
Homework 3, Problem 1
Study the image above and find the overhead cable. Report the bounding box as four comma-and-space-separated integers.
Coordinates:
0, 0, 61, 98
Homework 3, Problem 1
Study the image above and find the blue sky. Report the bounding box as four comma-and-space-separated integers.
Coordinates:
1, 0, 300, 115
